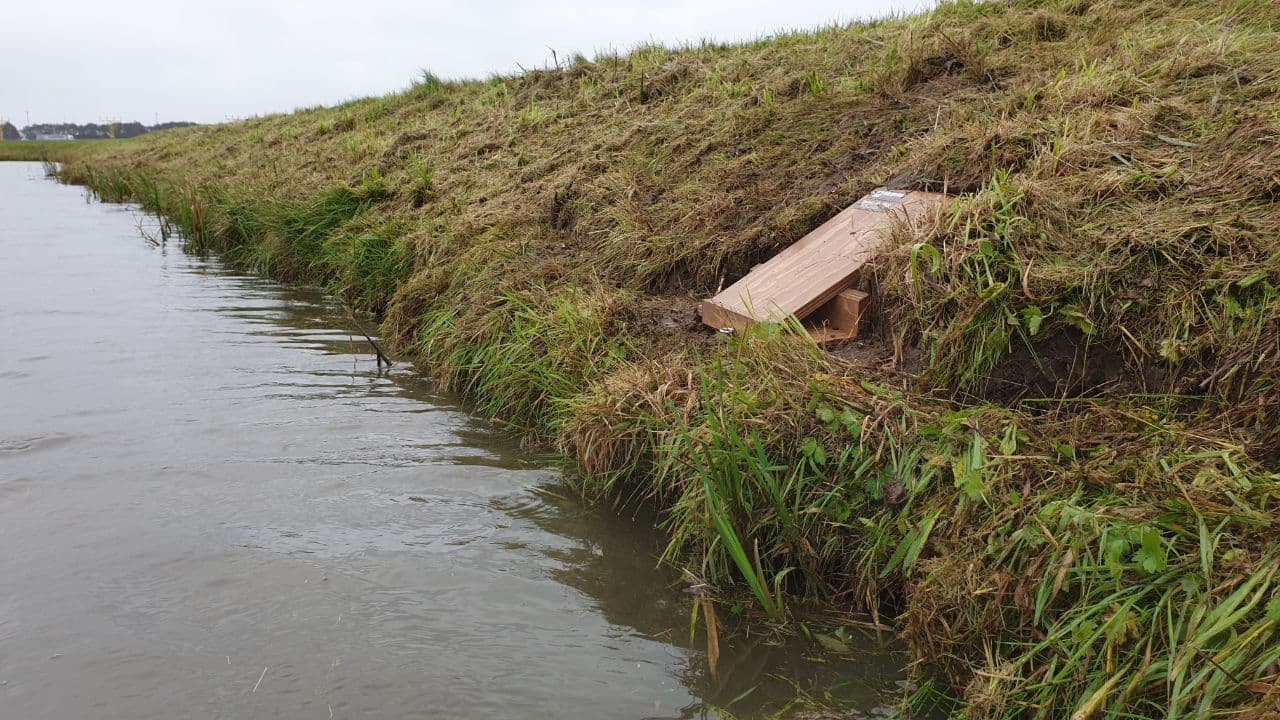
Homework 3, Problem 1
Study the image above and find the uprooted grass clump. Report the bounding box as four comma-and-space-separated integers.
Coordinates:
34, 0, 1280, 716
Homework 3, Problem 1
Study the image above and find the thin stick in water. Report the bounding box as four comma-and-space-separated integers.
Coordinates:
341, 304, 392, 368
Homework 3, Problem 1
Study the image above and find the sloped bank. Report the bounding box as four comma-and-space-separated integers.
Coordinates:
39, 0, 1280, 715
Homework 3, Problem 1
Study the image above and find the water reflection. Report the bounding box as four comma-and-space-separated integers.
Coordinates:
500, 490, 906, 718
190, 262, 910, 717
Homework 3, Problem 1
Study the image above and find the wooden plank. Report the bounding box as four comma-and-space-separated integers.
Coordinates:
698, 299, 752, 333
806, 288, 869, 342
808, 326, 859, 344
699, 188, 948, 332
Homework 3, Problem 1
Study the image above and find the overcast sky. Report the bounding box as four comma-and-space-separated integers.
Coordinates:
3, 0, 933, 126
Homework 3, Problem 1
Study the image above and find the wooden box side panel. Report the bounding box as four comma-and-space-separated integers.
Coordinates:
806, 288, 870, 343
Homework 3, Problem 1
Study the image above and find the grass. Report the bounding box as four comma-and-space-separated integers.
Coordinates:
18, 0, 1280, 716
0, 139, 123, 161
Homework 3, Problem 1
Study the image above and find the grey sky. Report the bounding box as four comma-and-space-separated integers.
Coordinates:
3, 1, 931, 125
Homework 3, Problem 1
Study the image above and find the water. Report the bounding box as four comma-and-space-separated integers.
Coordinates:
0, 163, 904, 719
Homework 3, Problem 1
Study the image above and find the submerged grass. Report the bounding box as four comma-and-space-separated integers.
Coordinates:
25, 0, 1280, 715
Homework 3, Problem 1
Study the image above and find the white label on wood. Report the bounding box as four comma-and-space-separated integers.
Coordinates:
852, 189, 908, 212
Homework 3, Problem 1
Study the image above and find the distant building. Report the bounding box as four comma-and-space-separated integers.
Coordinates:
34, 133, 75, 141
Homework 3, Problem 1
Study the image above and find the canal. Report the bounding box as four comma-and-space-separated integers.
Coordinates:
0, 162, 903, 719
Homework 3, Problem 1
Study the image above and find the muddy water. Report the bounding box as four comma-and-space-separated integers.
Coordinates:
0, 163, 904, 719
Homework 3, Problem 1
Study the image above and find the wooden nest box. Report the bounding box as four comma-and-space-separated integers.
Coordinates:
699, 187, 950, 343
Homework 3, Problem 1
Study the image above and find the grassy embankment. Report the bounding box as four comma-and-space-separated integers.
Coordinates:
0, 139, 125, 161
23, 0, 1280, 715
